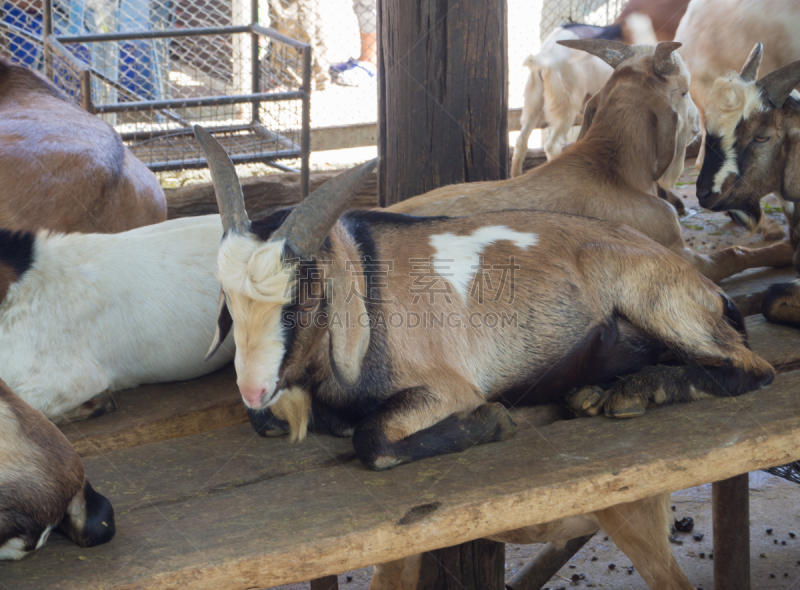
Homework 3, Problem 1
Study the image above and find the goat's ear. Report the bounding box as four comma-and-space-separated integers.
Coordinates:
652, 103, 679, 181
578, 92, 601, 140
205, 289, 233, 361
324, 234, 370, 386
781, 129, 800, 201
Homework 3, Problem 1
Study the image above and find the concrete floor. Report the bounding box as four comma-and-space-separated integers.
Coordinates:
269, 471, 800, 590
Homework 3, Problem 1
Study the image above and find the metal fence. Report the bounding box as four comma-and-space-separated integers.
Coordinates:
0, 0, 628, 172
0, 0, 311, 190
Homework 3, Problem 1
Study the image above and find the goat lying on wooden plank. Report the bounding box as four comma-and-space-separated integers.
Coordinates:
695, 46, 800, 328
197, 124, 773, 464
0, 215, 233, 420
0, 378, 114, 560
0, 58, 166, 233
196, 127, 770, 589
391, 40, 793, 283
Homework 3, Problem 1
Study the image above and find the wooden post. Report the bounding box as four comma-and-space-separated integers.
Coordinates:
309, 575, 339, 590
506, 535, 594, 590
377, 0, 508, 585
416, 538, 505, 590
377, 0, 509, 206
713, 473, 750, 590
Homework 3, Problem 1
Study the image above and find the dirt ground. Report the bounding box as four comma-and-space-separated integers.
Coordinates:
260, 162, 799, 590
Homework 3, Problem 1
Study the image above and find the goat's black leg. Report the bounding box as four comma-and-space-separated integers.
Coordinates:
247, 408, 290, 437
352, 388, 516, 471
600, 363, 774, 418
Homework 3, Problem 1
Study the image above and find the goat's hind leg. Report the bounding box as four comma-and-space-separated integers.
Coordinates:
353, 386, 516, 471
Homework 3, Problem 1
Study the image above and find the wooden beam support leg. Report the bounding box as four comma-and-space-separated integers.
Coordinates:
713, 473, 750, 590
506, 535, 594, 590
309, 575, 339, 590
417, 540, 505, 590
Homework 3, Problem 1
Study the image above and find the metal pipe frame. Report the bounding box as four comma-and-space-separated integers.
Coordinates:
146, 148, 301, 172
300, 45, 312, 197
93, 91, 303, 113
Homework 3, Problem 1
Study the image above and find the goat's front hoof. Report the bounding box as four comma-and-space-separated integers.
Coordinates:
604, 392, 647, 419
567, 385, 607, 416
247, 408, 290, 437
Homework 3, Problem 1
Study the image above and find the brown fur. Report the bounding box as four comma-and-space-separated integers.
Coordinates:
391, 50, 791, 283
0, 59, 166, 233
0, 377, 114, 558
0, 260, 19, 302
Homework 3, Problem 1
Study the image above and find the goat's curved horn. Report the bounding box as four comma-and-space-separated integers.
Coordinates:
556, 39, 635, 68
270, 158, 379, 258
739, 42, 763, 82
757, 60, 800, 108
652, 41, 682, 77
193, 125, 250, 235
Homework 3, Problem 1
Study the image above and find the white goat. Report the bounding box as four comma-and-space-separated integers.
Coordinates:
0, 215, 233, 419
511, 15, 658, 176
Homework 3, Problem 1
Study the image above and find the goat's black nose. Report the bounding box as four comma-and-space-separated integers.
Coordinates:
696, 187, 711, 200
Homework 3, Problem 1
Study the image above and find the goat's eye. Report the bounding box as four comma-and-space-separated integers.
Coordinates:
299, 302, 317, 313
754, 136, 769, 143
682, 92, 688, 98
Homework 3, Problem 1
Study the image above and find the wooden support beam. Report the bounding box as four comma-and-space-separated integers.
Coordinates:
417, 539, 505, 590
713, 473, 750, 590
377, 0, 509, 206
309, 575, 339, 590
505, 535, 594, 590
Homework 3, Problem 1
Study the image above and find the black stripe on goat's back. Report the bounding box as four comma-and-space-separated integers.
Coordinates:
0, 229, 34, 278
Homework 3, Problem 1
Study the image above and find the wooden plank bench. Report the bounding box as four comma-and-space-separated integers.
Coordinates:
2, 317, 799, 589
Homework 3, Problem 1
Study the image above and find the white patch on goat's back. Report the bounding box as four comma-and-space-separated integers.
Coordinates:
429, 226, 537, 301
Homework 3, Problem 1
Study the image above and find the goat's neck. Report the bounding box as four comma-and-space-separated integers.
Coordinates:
581, 105, 660, 194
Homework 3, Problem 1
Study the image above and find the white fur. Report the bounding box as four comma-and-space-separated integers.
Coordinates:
429, 227, 538, 301
0, 214, 234, 418
215, 234, 294, 407
511, 16, 658, 176
35, 525, 53, 550
676, 0, 800, 116
704, 73, 768, 192
0, 537, 28, 560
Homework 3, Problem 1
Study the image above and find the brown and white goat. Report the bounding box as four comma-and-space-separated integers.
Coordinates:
391, 40, 793, 283
197, 123, 772, 463
196, 125, 772, 589
0, 378, 115, 559
696, 46, 800, 327
0, 58, 166, 233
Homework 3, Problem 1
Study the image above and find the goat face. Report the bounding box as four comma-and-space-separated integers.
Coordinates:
562, 40, 699, 188
214, 224, 369, 410
697, 48, 800, 228
195, 125, 376, 410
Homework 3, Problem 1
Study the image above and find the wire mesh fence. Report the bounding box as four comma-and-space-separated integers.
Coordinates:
0, 0, 630, 171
